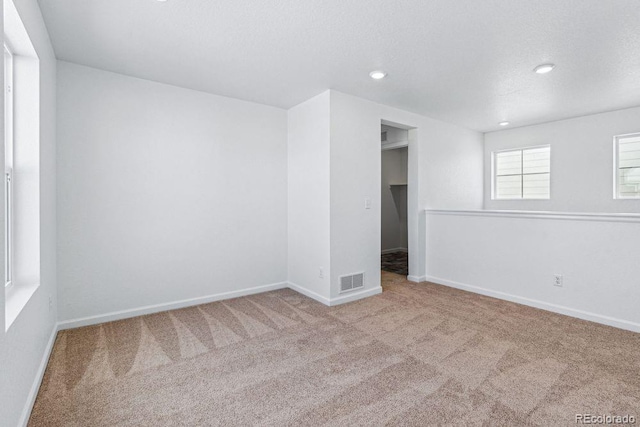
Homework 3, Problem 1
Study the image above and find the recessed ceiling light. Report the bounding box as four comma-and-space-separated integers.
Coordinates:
534, 63, 555, 74
499, 121, 510, 126
369, 70, 387, 80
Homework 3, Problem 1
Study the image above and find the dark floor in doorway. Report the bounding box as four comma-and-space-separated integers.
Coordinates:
381, 251, 408, 276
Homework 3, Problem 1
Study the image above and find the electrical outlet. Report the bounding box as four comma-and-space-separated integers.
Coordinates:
319, 267, 324, 279
48, 296, 53, 311
553, 274, 563, 287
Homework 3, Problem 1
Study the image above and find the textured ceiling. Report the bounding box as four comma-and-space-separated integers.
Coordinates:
38, 0, 640, 132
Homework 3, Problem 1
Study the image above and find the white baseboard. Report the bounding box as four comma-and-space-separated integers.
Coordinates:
381, 247, 408, 255
58, 278, 385, 331
19, 323, 58, 427
58, 282, 289, 330
26, 279, 382, 423
20, 275, 638, 427
286, 282, 331, 305
424, 275, 640, 333
286, 282, 383, 306
329, 286, 383, 306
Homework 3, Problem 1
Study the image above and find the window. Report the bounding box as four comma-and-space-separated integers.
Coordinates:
614, 133, 640, 199
4, 43, 12, 287
493, 145, 550, 200
4, 0, 41, 330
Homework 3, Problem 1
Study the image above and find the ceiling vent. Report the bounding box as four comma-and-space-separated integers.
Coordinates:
340, 272, 365, 293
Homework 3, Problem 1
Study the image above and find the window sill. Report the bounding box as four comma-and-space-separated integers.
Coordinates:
5, 282, 39, 332
425, 209, 640, 223
491, 198, 550, 201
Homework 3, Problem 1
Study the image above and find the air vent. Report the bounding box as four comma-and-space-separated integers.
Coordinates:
381, 131, 387, 142
340, 272, 365, 293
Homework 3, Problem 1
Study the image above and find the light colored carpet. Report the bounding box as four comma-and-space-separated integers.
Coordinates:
30, 272, 640, 426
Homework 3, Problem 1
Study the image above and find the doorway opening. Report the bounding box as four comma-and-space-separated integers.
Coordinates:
380, 123, 409, 277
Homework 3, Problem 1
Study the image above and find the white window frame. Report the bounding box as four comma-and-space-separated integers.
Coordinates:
4, 42, 13, 287
613, 133, 640, 200
491, 145, 551, 200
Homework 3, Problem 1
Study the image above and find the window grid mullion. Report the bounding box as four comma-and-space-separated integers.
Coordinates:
493, 146, 550, 200
616, 133, 640, 199
521, 149, 524, 198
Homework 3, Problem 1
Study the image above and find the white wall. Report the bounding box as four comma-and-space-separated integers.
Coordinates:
485, 106, 640, 212
56, 61, 288, 322
381, 147, 407, 251
0, 0, 57, 426
286, 90, 482, 302
426, 106, 640, 334
287, 91, 331, 301
329, 91, 483, 297
425, 211, 640, 332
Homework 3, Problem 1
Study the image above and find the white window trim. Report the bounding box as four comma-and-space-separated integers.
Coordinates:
4, 0, 42, 331
613, 132, 640, 200
491, 144, 551, 200
4, 42, 13, 288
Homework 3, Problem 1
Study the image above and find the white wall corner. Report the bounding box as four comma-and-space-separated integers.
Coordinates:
18, 324, 58, 427
286, 282, 331, 305
287, 282, 382, 307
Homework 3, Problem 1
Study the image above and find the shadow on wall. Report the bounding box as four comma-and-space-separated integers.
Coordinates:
381, 146, 408, 252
